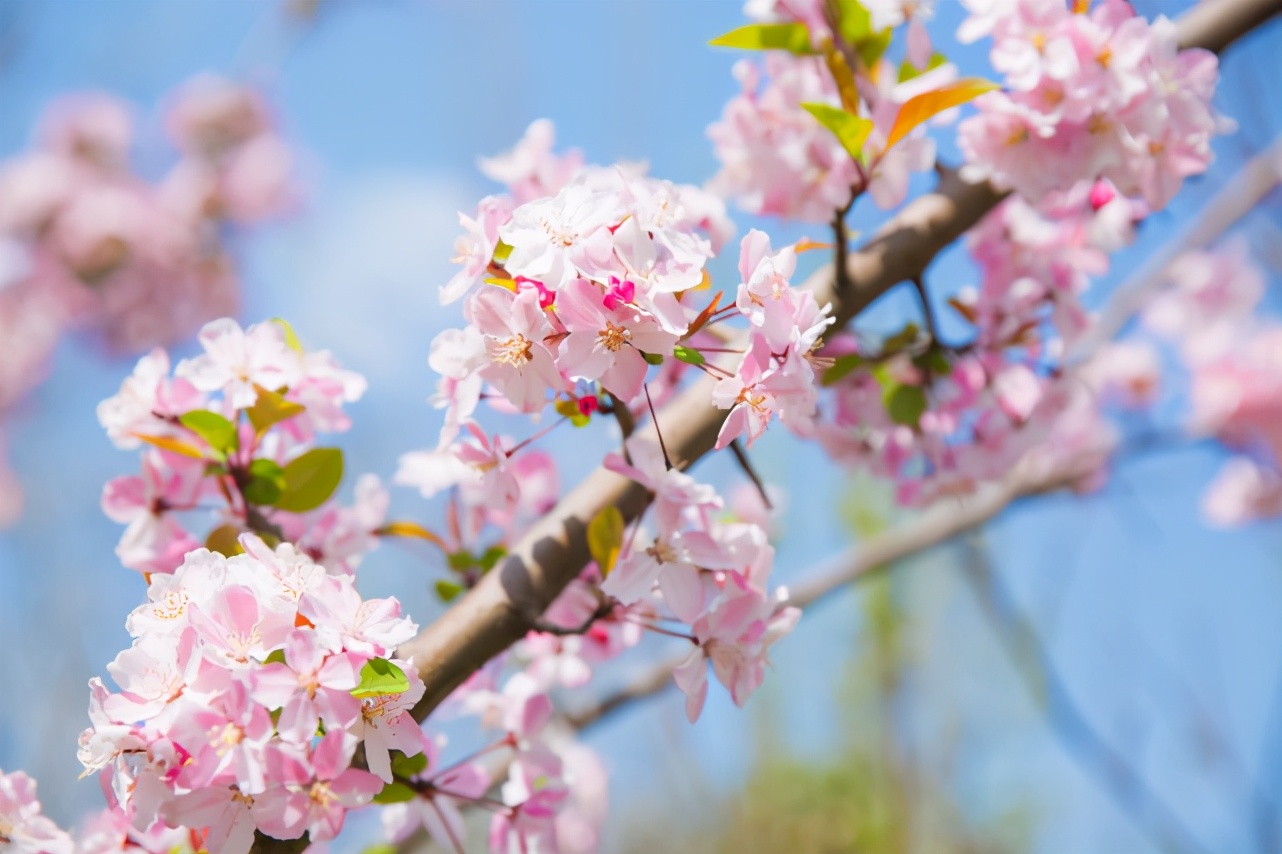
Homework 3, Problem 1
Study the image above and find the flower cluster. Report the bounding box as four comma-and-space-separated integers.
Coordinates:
707, 4, 943, 221
1141, 245, 1282, 525
813, 177, 1143, 505
0, 76, 295, 527
958, 0, 1223, 208
78, 537, 419, 851
0, 770, 75, 854
98, 317, 376, 576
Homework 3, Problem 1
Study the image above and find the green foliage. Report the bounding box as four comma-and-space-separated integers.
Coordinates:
709, 23, 818, 55
800, 103, 874, 162
179, 410, 238, 456
241, 459, 286, 506
672, 345, 706, 366
435, 579, 465, 602
352, 658, 409, 698
273, 447, 344, 512
372, 781, 417, 804
587, 506, 625, 575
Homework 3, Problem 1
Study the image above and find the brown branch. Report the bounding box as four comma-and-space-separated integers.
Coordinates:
390, 0, 1282, 734
559, 127, 1282, 733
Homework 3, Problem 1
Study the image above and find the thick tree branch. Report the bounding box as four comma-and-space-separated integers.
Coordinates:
563, 129, 1282, 730
393, 0, 1282, 729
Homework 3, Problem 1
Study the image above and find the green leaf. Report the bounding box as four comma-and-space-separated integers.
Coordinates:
263, 649, 287, 666
832, 0, 892, 67
821, 353, 867, 387
391, 750, 429, 779
882, 383, 927, 427
271, 318, 304, 354
800, 102, 874, 163
352, 658, 410, 698
709, 23, 818, 55
478, 545, 507, 572
672, 346, 706, 367
435, 579, 465, 602
447, 550, 476, 572
856, 27, 893, 69
642, 351, 665, 366
361, 846, 399, 854
898, 51, 948, 83
205, 524, 245, 557
587, 506, 625, 576
242, 459, 286, 506
372, 781, 417, 804
492, 239, 513, 264
179, 410, 238, 456
913, 347, 951, 376
881, 323, 921, 355
246, 384, 306, 435
274, 448, 344, 513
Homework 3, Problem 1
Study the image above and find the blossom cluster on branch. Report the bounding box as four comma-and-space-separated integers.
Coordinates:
0, 75, 295, 527
2, 0, 1273, 851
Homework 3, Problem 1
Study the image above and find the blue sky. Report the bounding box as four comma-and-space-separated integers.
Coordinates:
2, 1, 1282, 852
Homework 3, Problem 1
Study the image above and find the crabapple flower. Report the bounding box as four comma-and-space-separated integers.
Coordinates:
672, 583, 800, 722
555, 277, 678, 401
479, 118, 585, 205
0, 770, 74, 854
176, 317, 301, 409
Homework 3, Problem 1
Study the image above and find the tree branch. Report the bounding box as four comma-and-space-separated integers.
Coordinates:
391, 0, 1282, 732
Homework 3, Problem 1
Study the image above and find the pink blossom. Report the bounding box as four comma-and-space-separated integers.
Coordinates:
251, 732, 383, 842
0, 770, 75, 854
554, 278, 676, 401
442, 195, 515, 304
1202, 456, 1282, 526
479, 119, 584, 205
349, 664, 427, 783
470, 286, 564, 412
176, 318, 300, 409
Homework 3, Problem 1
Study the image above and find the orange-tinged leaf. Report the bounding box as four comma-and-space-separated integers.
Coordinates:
484, 276, 517, 291
377, 521, 449, 551
684, 292, 724, 339
133, 433, 207, 460
794, 239, 834, 253
885, 77, 999, 152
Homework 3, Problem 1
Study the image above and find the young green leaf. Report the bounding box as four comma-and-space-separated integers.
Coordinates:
205, 524, 245, 557
179, 410, 238, 456
274, 448, 344, 513
246, 384, 306, 434
391, 750, 429, 779
586, 505, 625, 576
242, 459, 286, 506
885, 78, 999, 152
271, 318, 305, 354
435, 579, 465, 602
800, 103, 874, 162
821, 353, 867, 387
708, 23, 818, 55
672, 346, 707, 367
641, 351, 665, 366
882, 383, 928, 427
372, 781, 417, 804
352, 658, 410, 698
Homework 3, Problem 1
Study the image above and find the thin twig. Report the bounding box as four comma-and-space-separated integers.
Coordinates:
728, 439, 773, 510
